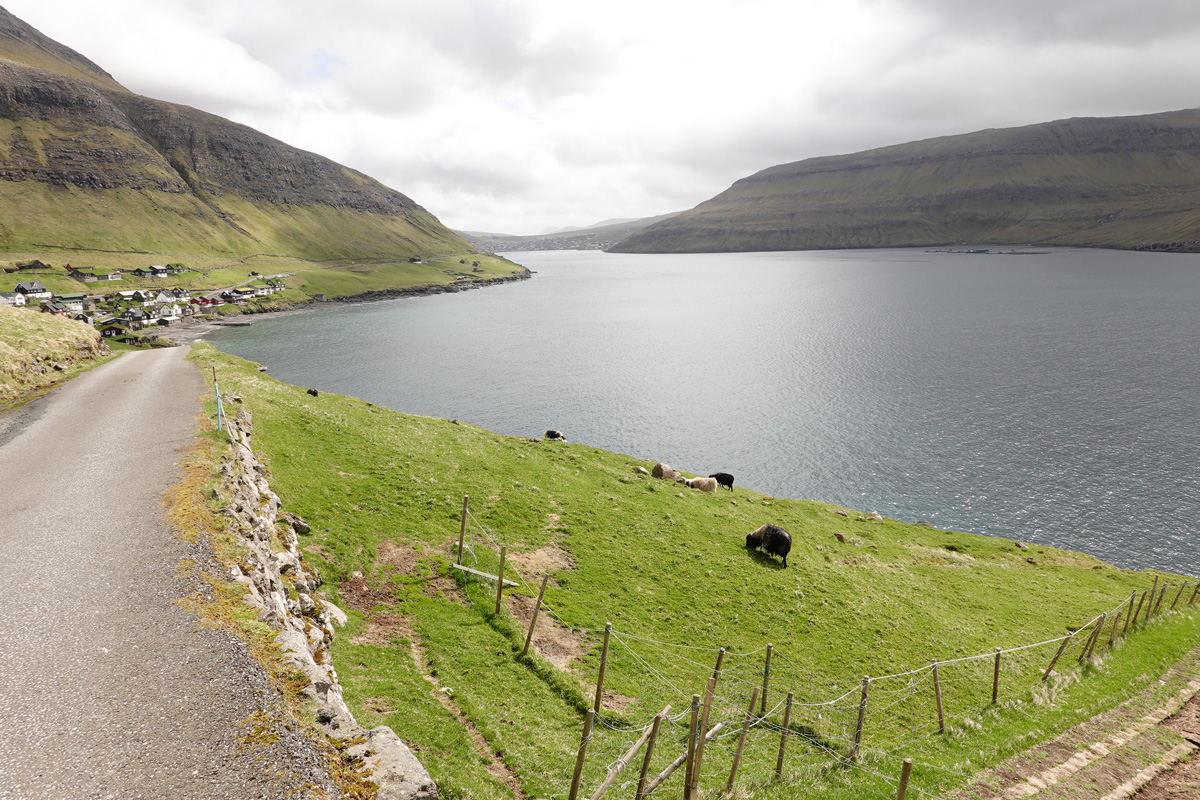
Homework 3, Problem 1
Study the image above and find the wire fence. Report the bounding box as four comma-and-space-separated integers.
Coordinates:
448, 498, 1195, 799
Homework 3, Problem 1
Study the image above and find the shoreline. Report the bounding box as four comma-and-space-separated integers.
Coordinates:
156, 267, 532, 345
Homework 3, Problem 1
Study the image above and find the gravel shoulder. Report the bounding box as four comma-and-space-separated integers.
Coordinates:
0, 347, 336, 800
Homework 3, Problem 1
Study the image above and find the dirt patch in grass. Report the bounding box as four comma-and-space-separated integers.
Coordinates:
506, 591, 589, 671
506, 542, 575, 580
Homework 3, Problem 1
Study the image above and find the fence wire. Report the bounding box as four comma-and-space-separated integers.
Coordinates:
448, 509, 1194, 799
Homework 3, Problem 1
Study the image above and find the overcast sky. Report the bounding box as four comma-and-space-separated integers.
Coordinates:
9, 0, 1200, 234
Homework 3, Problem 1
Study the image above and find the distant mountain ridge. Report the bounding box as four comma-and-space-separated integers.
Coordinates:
0, 6, 471, 259
460, 212, 681, 252
613, 110, 1200, 253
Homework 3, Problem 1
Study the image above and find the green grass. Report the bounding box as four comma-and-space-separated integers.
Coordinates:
188, 344, 1200, 799
0, 306, 112, 405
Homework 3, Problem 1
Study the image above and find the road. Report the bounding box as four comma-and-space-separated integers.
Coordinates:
0, 347, 328, 799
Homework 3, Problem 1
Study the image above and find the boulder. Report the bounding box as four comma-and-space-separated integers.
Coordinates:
348, 727, 438, 800
651, 462, 679, 481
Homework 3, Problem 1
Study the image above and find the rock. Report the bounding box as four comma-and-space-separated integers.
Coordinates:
915, 521, 932, 527
651, 463, 682, 481
633, 466, 649, 476
1015, 542, 1029, 549
861, 512, 883, 521
321, 599, 348, 627
347, 727, 438, 800
282, 511, 311, 534
1027, 557, 1037, 565
830, 508, 849, 517
834, 532, 846, 543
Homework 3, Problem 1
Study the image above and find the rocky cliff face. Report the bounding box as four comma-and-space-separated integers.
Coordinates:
614, 110, 1200, 253
0, 7, 470, 258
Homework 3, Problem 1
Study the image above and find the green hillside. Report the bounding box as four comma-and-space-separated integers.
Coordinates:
189, 344, 1199, 800
0, 7, 472, 262
614, 110, 1200, 253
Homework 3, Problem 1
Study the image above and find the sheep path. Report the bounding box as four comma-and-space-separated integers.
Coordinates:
0, 347, 329, 800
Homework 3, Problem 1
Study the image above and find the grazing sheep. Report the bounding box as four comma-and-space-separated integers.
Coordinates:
746, 523, 792, 568
684, 476, 718, 492
708, 472, 735, 491
545, 430, 567, 442
306, 388, 319, 397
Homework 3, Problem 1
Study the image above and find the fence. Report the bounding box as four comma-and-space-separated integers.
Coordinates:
449, 496, 1197, 799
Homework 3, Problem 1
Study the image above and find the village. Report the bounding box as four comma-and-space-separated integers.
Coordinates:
0, 260, 289, 344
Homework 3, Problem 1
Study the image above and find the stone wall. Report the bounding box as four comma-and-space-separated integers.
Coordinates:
220, 402, 436, 800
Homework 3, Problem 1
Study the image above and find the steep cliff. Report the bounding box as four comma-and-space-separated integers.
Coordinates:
0, 7, 472, 259
613, 110, 1200, 253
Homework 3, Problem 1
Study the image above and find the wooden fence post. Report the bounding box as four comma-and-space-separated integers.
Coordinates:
1172, 581, 1188, 610
1124, 590, 1136, 633
1143, 577, 1160, 623
932, 661, 945, 733
588, 704, 671, 800
761, 643, 773, 715
1084, 618, 1099, 662
689, 677, 716, 799
725, 687, 760, 794
641, 724, 725, 797
1108, 611, 1122, 649
456, 495, 469, 565
992, 649, 1001, 705
522, 573, 550, 657
712, 647, 725, 683
896, 758, 913, 800
594, 623, 612, 714
568, 709, 595, 800
683, 695, 700, 800
850, 676, 870, 762
1085, 614, 1105, 662
1152, 582, 1168, 616
634, 708, 667, 799
1131, 591, 1148, 629
1042, 632, 1073, 681
1190, 582, 1200, 606
775, 692, 794, 780
494, 546, 507, 615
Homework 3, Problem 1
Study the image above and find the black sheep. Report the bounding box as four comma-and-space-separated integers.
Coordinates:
746, 523, 791, 568
708, 472, 735, 491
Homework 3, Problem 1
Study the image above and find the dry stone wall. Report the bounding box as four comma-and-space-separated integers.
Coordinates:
220, 402, 436, 800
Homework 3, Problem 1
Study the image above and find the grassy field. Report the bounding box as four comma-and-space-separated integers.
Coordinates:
187, 344, 1199, 800
0, 306, 114, 405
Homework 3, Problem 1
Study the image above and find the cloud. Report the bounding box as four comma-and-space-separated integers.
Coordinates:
6, 0, 1200, 233
882, 0, 1200, 45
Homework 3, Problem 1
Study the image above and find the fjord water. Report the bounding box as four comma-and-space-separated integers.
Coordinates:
205, 248, 1200, 577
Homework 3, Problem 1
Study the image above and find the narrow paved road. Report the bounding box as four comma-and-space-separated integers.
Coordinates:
0, 348, 326, 799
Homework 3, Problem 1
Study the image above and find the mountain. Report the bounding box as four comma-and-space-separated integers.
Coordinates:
459, 212, 681, 252
613, 110, 1200, 253
0, 7, 472, 259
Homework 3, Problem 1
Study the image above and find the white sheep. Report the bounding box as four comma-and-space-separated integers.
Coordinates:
684, 476, 718, 492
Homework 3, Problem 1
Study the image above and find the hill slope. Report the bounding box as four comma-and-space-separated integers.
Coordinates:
188, 343, 1200, 800
0, 7, 471, 259
613, 110, 1200, 253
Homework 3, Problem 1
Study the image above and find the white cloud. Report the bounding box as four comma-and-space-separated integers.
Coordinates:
6, 0, 1200, 233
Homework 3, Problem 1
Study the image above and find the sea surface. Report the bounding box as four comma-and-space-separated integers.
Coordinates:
204, 248, 1200, 577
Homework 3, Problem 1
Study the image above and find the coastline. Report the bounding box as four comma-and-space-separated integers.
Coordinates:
157, 266, 532, 345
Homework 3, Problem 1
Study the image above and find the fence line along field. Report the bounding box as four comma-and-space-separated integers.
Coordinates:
188, 345, 1200, 800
